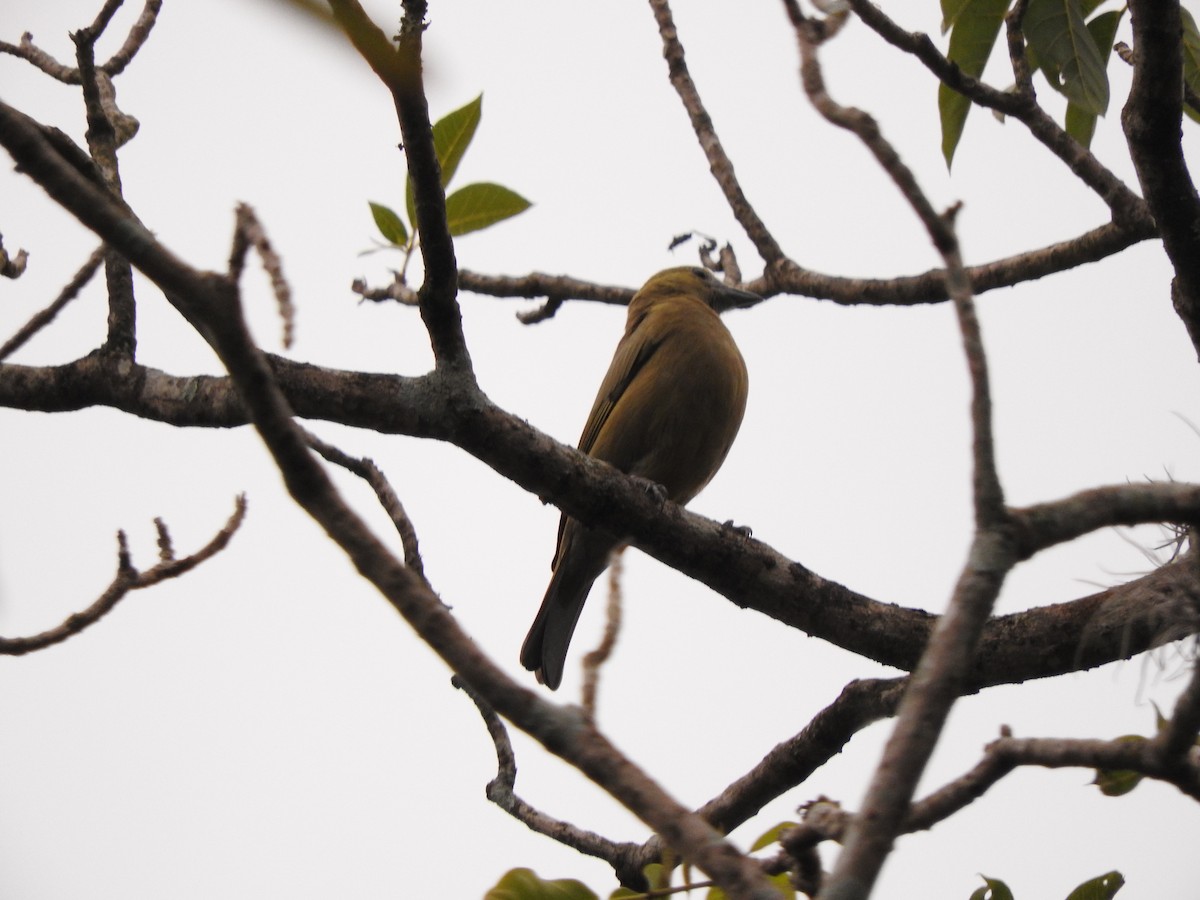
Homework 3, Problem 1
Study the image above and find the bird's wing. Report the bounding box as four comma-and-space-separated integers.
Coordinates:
551, 311, 663, 568
576, 311, 662, 456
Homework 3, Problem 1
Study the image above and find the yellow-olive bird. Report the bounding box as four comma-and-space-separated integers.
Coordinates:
521, 266, 755, 689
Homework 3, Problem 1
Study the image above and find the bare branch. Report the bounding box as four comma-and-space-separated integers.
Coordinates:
0, 495, 247, 655
0, 245, 104, 362
306, 430, 427, 582
647, 0, 785, 267
697, 678, 906, 836
903, 727, 1017, 833
230, 203, 295, 350
101, 0, 162, 75
581, 551, 624, 720
2, 2, 161, 82
994, 733, 1200, 801
0, 233, 29, 279
1013, 482, 1200, 556
453, 675, 647, 886
0, 33, 77, 81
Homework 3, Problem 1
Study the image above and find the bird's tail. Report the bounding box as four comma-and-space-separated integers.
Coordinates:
520, 526, 614, 690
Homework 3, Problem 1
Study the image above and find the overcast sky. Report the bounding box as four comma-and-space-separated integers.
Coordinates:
2, 2, 1199, 898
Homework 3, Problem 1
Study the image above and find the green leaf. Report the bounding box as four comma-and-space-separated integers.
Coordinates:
768, 873, 796, 899
1064, 8, 1124, 147
969, 875, 1015, 900
485, 867, 599, 900
1092, 735, 1147, 796
1093, 766, 1144, 796
1183, 9, 1200, 123
444, 181, 532, 236
405, 94, 484, 226
433, 93, 483, 188
939, 0, 1011, 167
749, 820, 799, 852
1064, 871, 1125, 900
705, 876, 797, 900
941, 0, 974, 33
1025, 0, 1110, 115
367, 201, 408, 246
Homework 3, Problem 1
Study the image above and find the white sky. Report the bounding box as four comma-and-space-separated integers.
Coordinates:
2, 1, 1199, 897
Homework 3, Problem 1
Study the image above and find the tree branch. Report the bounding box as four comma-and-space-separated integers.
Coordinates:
847, 0, 1150, 228
328, 0, 470, 372
0, 496, 247, 655
788, 10, 1013, 894
306, 429, 428, 582
453, 675, 649, 888
1122, 0, 1200, 360
448, 217, 1156, 313
0, 244, 105, 361
647, 0, 785, 267
1, 352, 1197, 689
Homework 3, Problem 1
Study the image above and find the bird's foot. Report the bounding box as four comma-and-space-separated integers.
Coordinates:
721, 519, 753, 538
630, 475, 669, 504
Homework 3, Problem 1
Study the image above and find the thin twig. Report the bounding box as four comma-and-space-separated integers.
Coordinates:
581, 551, 623, 718
452, 675, 644, 881
306, 430, 427, 582
0, 233, 29, 279
0, 246, 106, 361
231, 203, 295, 349
0, 496, 247, 655
101, 0, 162, 75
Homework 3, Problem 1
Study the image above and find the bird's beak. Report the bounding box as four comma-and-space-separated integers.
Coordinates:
712, 282, 761, 312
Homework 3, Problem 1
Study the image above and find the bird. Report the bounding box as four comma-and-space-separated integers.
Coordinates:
520, 265, 755, 689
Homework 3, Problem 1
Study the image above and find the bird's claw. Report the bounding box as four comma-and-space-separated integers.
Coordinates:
721, 519, 752, 538
631, 475, 669, 504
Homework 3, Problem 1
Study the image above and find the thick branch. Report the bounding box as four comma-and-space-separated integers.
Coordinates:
1121, 0, 1200, 359
2, 351, 1198, 687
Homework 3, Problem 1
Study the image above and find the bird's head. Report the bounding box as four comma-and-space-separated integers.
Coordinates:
638, 266, 760, 313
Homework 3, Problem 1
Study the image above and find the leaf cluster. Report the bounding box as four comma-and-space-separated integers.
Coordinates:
940, 0, 1200, 163
368, 93, 531, 270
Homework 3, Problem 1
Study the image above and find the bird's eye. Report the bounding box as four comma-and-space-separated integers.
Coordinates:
691, 266, 710, 280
